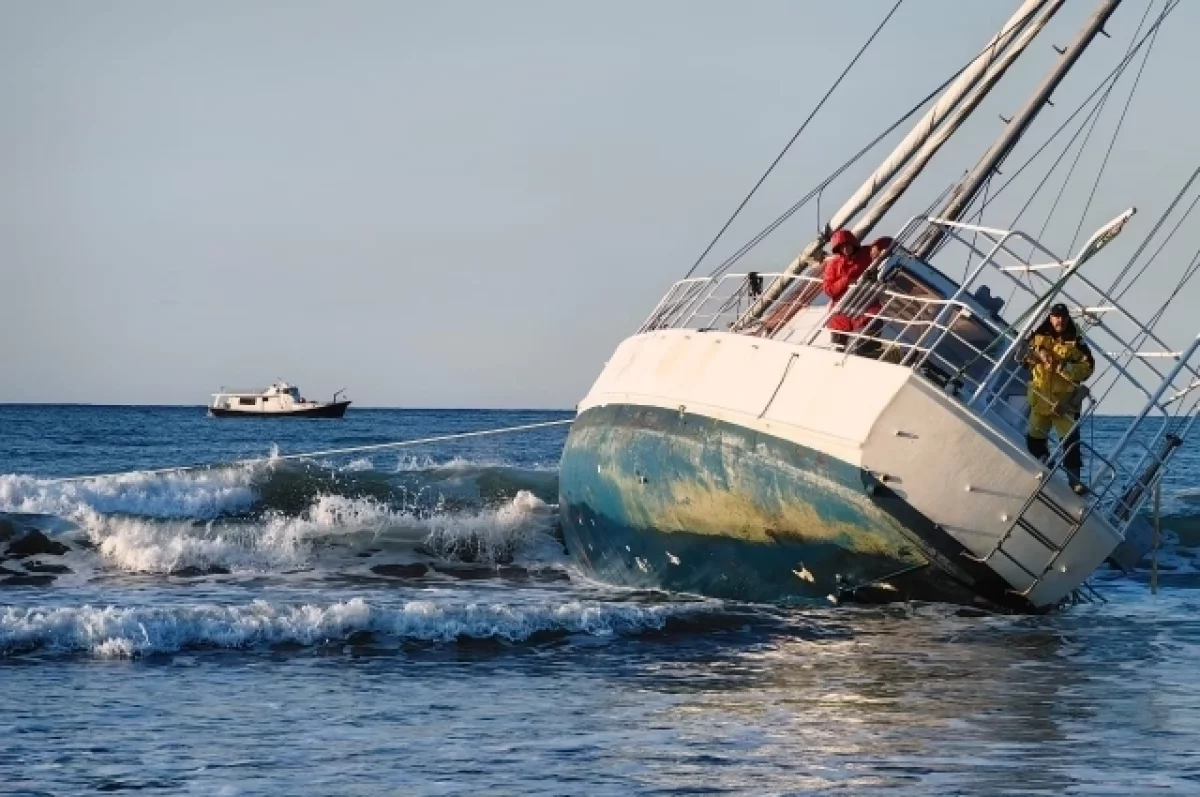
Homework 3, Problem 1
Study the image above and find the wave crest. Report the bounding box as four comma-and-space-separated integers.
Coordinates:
0, 596, 713, 658
83, 490, 559, 575
0, 467, 262, 521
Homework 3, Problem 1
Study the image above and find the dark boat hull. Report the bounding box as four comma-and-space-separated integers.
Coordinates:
208, 401, 351, 419
558, 403, 1032, 611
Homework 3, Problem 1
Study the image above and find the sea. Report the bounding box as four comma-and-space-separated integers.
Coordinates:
2, 405, 1200, 796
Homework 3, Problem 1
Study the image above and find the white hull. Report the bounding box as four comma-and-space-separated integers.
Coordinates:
209, 382, 350, 418
578, 329, 1122, 608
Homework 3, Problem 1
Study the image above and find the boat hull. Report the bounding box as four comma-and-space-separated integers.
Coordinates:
559, 403, 1025, 609
208, 401, 351, 418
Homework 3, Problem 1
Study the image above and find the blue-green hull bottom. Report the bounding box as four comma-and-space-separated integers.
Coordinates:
558, 404, 1034, 612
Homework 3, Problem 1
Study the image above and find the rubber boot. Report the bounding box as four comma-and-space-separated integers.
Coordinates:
1026, 434, 1050, 463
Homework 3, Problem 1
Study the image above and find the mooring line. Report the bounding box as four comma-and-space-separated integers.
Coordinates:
44, 418, 575, 485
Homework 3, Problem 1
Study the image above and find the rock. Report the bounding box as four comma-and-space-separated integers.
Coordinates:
1, 574, 57, 587
528, 568, 571, 583
370, 563, 428, 579
496, 566, 530, 582
0, 518, 17, 543
170, 565, 231, 578
429, 565, 497, 581
418, 534, 517, 565
346, 630, 376, 646
6, 529, 69, 558
23, 560, 72, 574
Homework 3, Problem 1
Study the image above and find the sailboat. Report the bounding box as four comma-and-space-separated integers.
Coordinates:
557, 0, 1200, 612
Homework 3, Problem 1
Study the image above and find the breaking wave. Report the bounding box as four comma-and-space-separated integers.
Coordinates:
72, 490, 559, 575
0, 466, 262, 520
0, 596, 724, 658
0, 457, 565, 578
0, 457, 558, 520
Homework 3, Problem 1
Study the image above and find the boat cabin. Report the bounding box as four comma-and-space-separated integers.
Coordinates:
208, 381, 350, 418
636, 210, 1200, 543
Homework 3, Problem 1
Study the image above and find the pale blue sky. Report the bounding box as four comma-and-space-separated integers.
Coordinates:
2, 0, 1197, 407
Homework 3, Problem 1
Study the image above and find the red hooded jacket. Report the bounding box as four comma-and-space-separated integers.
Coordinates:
823, 230, 877, 333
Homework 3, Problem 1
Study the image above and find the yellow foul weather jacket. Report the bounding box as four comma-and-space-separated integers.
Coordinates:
1025, 333, 1094, 416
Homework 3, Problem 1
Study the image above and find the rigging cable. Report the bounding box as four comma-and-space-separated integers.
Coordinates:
700, 0, 1054, 279
45, 419, 576, 485
917, 1, 1168, 269
1005, 89, 1112, 230
1147, 242, 1200, 326
891, 0, 1166, 264
683, 0, 904, 278
1024, 85, 1115, 252
1023, 0, 1156, 239
1080, 165, 1200, 413
719, 1, 1176, 279
983, 0, 1179, 209
1066, 0, 1164, 254
1109, 167, 1200, 300
1086, 229, 1200, 412
1114, 192, 1200, 302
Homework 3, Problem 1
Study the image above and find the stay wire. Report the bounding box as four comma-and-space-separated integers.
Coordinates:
1147, 243, 1200, 328
1114, 189, 1200, 303
1089, 237, 1200, 412
704, 0, 1053, 278
718, 0, 1177, 280
1028, 82, 1114, 243
45, 419, 576, 485
894, 0, 1165, 258
986, 0, 1179, 208
1106, 166, 1200, 297
1007, 88, 1111, 230
1066, 0, 1163, 254
683, 0, 904, 278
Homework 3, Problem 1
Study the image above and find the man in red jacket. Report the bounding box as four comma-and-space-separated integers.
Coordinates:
823, 229, 876, 350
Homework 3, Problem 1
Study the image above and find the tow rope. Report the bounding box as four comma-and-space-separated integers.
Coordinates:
45, 418, 575, 485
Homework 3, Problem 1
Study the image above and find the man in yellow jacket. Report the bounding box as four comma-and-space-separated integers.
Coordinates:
1024, 303, 1095, 494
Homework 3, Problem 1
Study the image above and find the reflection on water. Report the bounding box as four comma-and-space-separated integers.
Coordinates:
3, 406, 1199, 794
3, 579, 1200, 794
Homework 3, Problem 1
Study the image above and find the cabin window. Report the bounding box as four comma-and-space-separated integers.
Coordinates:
239, 397, 257, 406
866, 268, 1027, 396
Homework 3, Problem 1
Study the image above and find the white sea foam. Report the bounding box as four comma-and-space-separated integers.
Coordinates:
420, 490, 559, 564
0, 466, 262, 521
393, 454, 557, 473
82, 490, 559, 574
88, 516, 303, 574
0, 596, 706, 658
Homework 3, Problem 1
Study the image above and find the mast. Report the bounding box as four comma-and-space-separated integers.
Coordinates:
911, 0, 1123, 259
851, 0, 1065, 242
742, 0, 1052, 322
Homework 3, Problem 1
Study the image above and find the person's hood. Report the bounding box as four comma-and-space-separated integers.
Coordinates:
829, 228, 859, 252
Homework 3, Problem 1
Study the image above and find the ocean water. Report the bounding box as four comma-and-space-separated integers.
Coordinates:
2, 405, 1200, 795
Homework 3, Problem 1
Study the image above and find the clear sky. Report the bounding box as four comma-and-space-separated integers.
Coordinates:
2, 0, 1196, 408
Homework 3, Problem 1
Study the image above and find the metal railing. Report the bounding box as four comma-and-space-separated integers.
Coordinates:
636, 211, 1200, 538
638, 272, 795, 334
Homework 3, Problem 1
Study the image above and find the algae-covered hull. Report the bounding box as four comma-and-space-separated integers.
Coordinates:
558, 403, 1023, 609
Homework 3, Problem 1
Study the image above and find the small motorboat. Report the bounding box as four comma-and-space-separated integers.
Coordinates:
208, 382, 350, 418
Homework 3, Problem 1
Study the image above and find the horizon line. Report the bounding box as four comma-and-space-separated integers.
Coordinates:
0, 402, 577, 412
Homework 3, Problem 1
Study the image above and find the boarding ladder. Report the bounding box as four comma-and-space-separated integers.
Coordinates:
967, 408, 1189, 599
964, 456, 1088, 598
